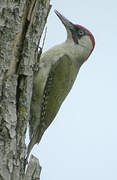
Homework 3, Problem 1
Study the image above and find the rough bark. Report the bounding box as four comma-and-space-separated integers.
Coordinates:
0, 0, 51, 179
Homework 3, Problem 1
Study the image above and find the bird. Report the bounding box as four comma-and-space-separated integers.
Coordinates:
27, 10, 95, 159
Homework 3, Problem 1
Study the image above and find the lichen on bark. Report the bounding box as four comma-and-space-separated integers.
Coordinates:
0, 0, 51, 179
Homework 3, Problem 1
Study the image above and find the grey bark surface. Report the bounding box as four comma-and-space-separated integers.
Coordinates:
0, 0, 51, 179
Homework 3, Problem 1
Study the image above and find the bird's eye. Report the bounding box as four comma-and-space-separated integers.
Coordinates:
78, 30, 84, 36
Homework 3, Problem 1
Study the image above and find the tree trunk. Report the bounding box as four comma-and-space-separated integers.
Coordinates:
0, 0, 51, 179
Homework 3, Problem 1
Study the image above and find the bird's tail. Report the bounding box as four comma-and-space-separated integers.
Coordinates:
25, 125, 44, 162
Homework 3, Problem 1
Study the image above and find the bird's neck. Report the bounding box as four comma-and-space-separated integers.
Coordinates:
62, 39, 89, 68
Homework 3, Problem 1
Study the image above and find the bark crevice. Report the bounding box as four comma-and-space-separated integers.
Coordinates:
0, 0, 51, 179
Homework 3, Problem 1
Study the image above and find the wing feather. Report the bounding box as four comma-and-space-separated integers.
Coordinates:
27, 55, 77, 158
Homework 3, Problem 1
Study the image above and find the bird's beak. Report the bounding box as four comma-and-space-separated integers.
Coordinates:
54, 10, 75, 30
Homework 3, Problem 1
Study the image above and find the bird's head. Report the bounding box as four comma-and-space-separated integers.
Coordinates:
55, 10, 95, 56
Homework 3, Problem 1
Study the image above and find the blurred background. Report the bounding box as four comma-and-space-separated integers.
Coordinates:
26, 0, 117, 179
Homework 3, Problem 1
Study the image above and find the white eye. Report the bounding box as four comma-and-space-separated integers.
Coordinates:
78, 30, 84, 36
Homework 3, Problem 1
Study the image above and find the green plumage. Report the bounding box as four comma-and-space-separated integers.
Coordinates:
27, 55, 78, 157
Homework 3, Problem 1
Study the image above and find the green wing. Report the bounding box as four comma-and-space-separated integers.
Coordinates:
38, 54, 77, 141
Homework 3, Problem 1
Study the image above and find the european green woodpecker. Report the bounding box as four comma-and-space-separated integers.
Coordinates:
27, 10, 95, 158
